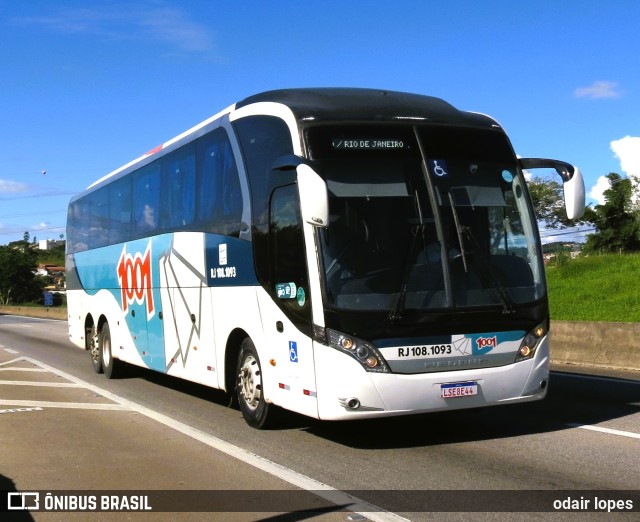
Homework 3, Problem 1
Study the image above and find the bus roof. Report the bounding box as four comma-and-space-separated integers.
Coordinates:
73, 88, 501, 201
236, 88, 499, 128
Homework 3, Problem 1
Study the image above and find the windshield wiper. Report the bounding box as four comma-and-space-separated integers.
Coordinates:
447, 192, 470, 273
447, 193, 515, 315
388, 193, 426, 321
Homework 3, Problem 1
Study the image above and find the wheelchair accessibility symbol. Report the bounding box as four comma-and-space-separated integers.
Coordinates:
289, 341, 298, 363
429, 159, 448, 177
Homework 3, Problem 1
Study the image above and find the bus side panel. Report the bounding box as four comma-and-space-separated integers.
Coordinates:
159, 232, 218, 387
210, 285, 263, 392
66, 283, 146, 370
69, 237, 173, 371
66, 288, 86, 350
207, 283, 320, 419
254, 291, 319, 419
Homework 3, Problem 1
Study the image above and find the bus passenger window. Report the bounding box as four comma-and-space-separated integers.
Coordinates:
133, 163, 160, 236
108, 178, 131, 245
197, 129, 243, 236
162, 151, 196, 229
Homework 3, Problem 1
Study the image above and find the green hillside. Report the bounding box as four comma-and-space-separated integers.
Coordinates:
546, 253, 640, 322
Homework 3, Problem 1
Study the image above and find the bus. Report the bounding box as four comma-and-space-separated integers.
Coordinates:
66, 88, 585, 428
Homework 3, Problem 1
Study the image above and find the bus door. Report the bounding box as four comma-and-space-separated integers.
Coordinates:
264, 183, 318, 417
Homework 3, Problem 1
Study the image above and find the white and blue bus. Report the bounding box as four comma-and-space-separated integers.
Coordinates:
66, 88, 585, 428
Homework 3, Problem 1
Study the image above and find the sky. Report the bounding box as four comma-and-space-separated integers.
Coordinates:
1, 0, 639, 245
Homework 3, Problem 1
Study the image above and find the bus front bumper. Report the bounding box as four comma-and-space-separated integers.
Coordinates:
314, 336, 549, 421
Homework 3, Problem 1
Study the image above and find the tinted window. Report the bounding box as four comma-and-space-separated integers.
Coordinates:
133, 163, 161, 236
233, 116, 294, 225
233, 116, 295, 287
67, 126, 245, 252
108, 177, 131, 245
197, 128, 243, 236
270, 184, 310, 324
161, 146, 196, 229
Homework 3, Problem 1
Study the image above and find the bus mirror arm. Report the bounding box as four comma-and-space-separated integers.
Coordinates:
519, 158, 586, 220
272, 154, 311, 171
297, 164, 329, 228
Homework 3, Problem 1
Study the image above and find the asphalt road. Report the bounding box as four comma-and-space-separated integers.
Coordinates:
1, 314, 639, 521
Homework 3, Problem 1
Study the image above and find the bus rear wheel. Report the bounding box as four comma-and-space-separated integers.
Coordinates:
88, 325, 102, 373
236, 338, 271, 429
100, 323, 124, 379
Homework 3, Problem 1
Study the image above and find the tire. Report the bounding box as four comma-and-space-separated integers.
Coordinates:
100, 323, 124, 379
88, 325, 103, 373
236, 338, 272, 429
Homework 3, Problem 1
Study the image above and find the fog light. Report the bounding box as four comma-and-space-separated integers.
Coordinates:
356, 346, 369, 358
519, 346, 532, 358
515, 322, 546, 362
326, 328, 390, 373
341, 337, 354, 350
365, 356, 379, 368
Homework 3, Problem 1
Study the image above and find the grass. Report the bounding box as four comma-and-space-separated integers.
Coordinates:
546, 253, 640, 322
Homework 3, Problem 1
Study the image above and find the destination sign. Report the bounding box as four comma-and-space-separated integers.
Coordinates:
332, 139, 405, 150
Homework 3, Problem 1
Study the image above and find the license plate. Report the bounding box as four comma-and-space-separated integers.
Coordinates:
440, 381, 478, 398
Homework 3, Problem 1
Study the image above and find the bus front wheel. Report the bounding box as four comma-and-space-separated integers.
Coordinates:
236, 338, 271, 429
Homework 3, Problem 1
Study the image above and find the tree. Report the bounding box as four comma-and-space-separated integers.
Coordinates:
0, 246, 41, 304
527, 176, 582, 229
583, 173, 640, 253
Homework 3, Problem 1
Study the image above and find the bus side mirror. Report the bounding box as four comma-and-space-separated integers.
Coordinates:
519, 158, 586, 220
297, 164, 329, 227
562, 166, 585, 220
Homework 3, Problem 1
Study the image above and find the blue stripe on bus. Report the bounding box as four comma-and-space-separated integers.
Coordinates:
72, 232, 258, 372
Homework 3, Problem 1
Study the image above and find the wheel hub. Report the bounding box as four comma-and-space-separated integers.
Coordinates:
238, 355, 261, 410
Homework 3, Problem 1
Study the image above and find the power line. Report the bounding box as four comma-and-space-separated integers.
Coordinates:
539, 227, 595, 239
0, 191, 77, 201
0, 209, 65, 219
0, 224, 65, 237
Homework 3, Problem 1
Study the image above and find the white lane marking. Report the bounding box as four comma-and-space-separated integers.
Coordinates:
2, 349, 20, 355
0, 380, 82, 387
0, 399, 130, 411
0, 357, 29, 367
567, 423, 640, 440
552, 371, 640, 385
0, 316, 61, 323
21, 356, 409, 522
0, 406, 44, 414
1, 324, 33, 328
0, 367, 48, 372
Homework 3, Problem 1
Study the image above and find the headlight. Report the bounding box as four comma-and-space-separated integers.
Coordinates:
515, 323, 546, 362
324, 328, 389, 373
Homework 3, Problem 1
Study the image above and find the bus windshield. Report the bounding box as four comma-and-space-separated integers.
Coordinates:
307, 125, 544, 313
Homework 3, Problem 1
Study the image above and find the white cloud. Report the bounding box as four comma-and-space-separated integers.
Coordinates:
574, 81, 622, 99
590, 136, 640, 205
10, 3, 216, 55
589, 175, 610, 205
611, 135, 640, 205
611, 136, 640, 179
138, 7, 215, 53
0, 179, 30, 194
